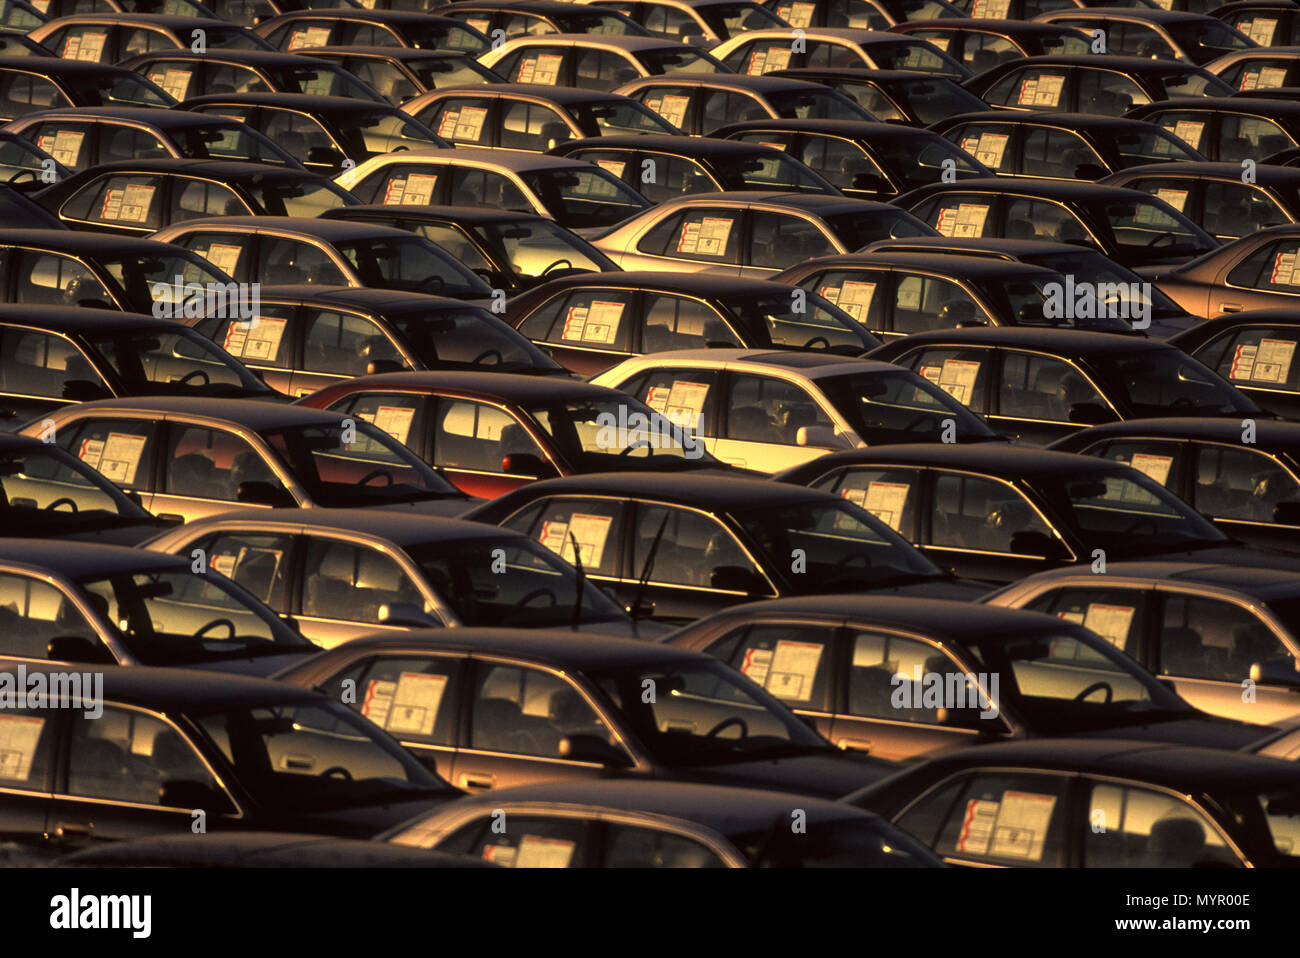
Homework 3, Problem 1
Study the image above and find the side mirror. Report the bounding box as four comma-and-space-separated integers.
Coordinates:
159, 779, 234, 815
1008, 530, 1064, 559
850, 172, 889, 193
366, 359, 404, 375
1074, 163, 1107, 180
306, 146, 345, 167
501, 452, 554, 477
236, 480, 295, 507
1274, 501, 1300, 525
1251, 658, 1300, 688
47, 635, 115, 665
378, 602, 439, 628
710, 565, 767, 595
1067, 402, 1114, 425
559, 734, 634, 767
796, 425, 851, 449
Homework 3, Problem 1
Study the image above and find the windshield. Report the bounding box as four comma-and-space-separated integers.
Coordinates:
639, 47, 726, 74
334, 110, 444, 158
67, 71, 175, 108
987, 272, 1134, 332
720, 291, 878, 351
473, 219, 615, 282
334, 236, 492, 297
196, 700, 445, 809
767, 88, 873, 121
389, 306, 559, 371
1113, 127, 1203, 167
0, 446, 147, 531
820, 370, 996, 443
99, 252, 235, 312
79, 568, 306, 665
823, 208, 936, 250
175, 124, 299, 166
876, 134, 987, 190
526, 397, 716, 468
1031, 472, 1228, 553
406, 54, 501, 89
267, 63, 388, 102
592, 658, 828, 766
734, 500, 943, 590
1093, 349, 1257, 416
1093, 198, 1216, 258
1026, 249, 1187, 318
872, 40, 966, 78
247, 178, 356, 216
263, 420, 460, 505
740, 815, 940, 867
1159, 67, 1234, 98
410, 537, 627, 627
1166, 20, 1251, 62
1221, 788, 1300, 861
521, 168, 649, 229
88, 328, 268, 396
570, 100, 677, 135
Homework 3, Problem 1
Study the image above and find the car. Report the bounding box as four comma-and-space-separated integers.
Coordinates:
1205, 45, 1300, 91
275, 627, 899, 796
773, 251, 1143, 340
298, 371, 736, 496
1146, 224, 1300, 317
589, 192, 937, 277
33, 160, 358, 236
1126, 97, 1300, 162
141, 509, 648, 646
591, 348, 998, 467
400, 85, 681, 152
0, 538, 317, 671
0, 57, 176, 123
334, 148, 652, 233
1100, 162, 1300, 242
320, 205, 618, 295
944, 0, 1166, 18
39, 0, 218, 20
252, 8, 490, 54
890, 18, 1091, 71
763, 0, 965, 30
986, 561, 1300, 724
178, 92, 448, 174
774, 441, 1300, 585
118, 48, 389, 104
1048, 416, 1300, 551
477, 34, 730, 90
610, 74, 874, 135
963, 55, 1235, 116
928, 111, 1205, 182
385, 779, 942, 866
1211, 1, 1300, 48
431, 1, 649, 40
851, 739, 1300, 867
1167, 308, 1300, 416
0, 664, 461, 856
892, 178, 1219, 270
547, 135, 839, 206
178, 285, 564, 398
868, 327, 1260, 444
1032, 8, 1255, 65
0, 304, 279, 427
0, 432, 168, 545
3, 108, 301, 174
0, 182, 62, 227
710, 27, 970, 80
504, 272, 879, 375
767, 67, 993, 126
301, 46, 503, 105
18, 397, 472, 524
708, 118, 992, 199
666, 596, 1270, 759
0, 230, 240, 314
29, 14, 273, 64
573, 0, 789, 45
148, 217, 493, 299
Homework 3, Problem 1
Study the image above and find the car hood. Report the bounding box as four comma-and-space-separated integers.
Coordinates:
257, 794, 459, 840
57, 520, 175, 547
1069, 714, 1272, 751
669, 751, 897, 800
573, 617, 674, 639
371, 497, 482, 518
865, 577, 992, 601
188, 651, 319, 678
1143, 545, 1300, 572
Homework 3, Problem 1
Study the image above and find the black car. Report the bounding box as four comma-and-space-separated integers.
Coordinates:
252, 8, 491, 54
869, 327, 1260, 444
118, 48, 389, 104
1212, 1, 1300, 47
0, 665, 461, 857
775, 443, 1300, 582
431, 0, 648, 38
465, 472, 987, 624
1049, 416, 1300, 552
1127, 97, 1300, 163
302, 45, 503, 105
58, 832, 490, 867
0, 57, 176, 123
29, 15, 272, 65
1168, 308, 1300, 417
768, 67, 993, 126
0, 182, 62, 226
846, 740, 1300, 867
890, 18, 1091, 70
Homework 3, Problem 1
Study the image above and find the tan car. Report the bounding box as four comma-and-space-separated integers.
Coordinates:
1147, 224, 1300, 318
477, 33, 728, 91
708, 27, 968, 78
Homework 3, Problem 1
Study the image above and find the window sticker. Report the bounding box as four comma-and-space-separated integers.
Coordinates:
664, 380, 708, 428
970, 0, 1010, 16
1242, 18, 1278, 45
1252, 338, 1296, 383
1171, 120, 1204, 150
288, 26, 332, 50
971, 132, 1009, 169
65, 32, 106, 62
861, 480, 909, 532
515, 835, 575, 868
540, 513, 612, 567
1230, 343, 1258, 379
0, 715, 43, 782
1272, 250, 1300, 286
765, 639, 822, 702
437, 110, 461, 138
926, 36, 950, 52
1057, 610, 1086, 624
1083, 603, 1134, 646
205, 242, 243, 276
29, 0, 48, 11
517, 53, 564, 85
356, 404, 416, 444
482, 844, 518, 865
645, 385, 670, 414
37, 129, 84, 168
1240, 65, 1288, 90
223, 316, 286, 362
779, 2, 815, 27
956, 798, 1000, 854
439, 105, 488, 141
361, 678, 396, 727
829, 280, 876, 322
1129, 452, 1173, 486
1016, 75, 1064, 107
740, 646, 772, 685
561, 300, 623, 344
655, 94, 691, 128
100, 184, 156, 223
762, 47, 792, 72
746, 48, 769, 75
1153, 188, 1188, 212
935, 203, 989, 238
385, 672, 448, 737
937, 358, 980, 405
919, 364, 942, 386
676, 216, 734, 256
78, 432, 146, 485
988, 791, 1056, 861
895, 277, 922, 311
150, 68, 192, 101
393, 173, 438, 206
595, 159, 626, 177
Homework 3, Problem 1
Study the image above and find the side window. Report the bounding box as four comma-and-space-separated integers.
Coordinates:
908, 347, 990, 413
1202, 182, 1286, 240
509, 48, 567, 85
97, 126, 169, 165
201, 531, 292, 610
169, 178, 247, 222
748, 212, 836, 270
1218, 113, 1293, 163
720, 624, 835, 711
797, 136, 882, 194
0, 709, 53, 791
301, 539, 424, 623
0, 574, 98, 660
1214, 326, 1300, 389
0, 73, 70, 119
623, 367, 720, 434
663, 207, 741, 264
429, 96, 493, 146
121, 27, 174, 58
62, 418, 156, 489
206, 63, 268, 95
929, 194, 995, 239
201, 303, 294, 368
930, 472, 1055, 554
261, 237, 347, 286
962, 32, 1020, 71
699, 90, 765, 133
545, 289, 635, 352
1159, 593, 1293, 681
641, 294, 734, 352
1005, 68, 1068, 110
981, 68, 1031, 108
351, 655, 461, 746
283, 22, 336, 51
1005, 197, 1089, 245
933, 772, 1069, 866
164, 425, 284, 502
446, 167, 530, 212
632, 504, 758, 588
68, 173, 163, 230
0, 328, 106, 399
1227, 239, 1300, 292
951, 124, 1014, 173
1150, 111, 1208, 153
1021, 128, 1101, 179
170, 232, 253, 283
58, 26, 112, 63
1088, 439, 1180, 491
808, 269, 887, 331
997, 351, 1102, 422
28, 122, 92, 170
636, 210, 687, 255
638, 154, 714, 205
892, 274, 982, 335
68, 706, 220, 807
848, 630, 972, 723
258, 109, 335, 161
373, 166, 443, 206
821, 467, 918, 537
1023, 587, 1148, 657
499, 100, 569, 151
449, 814, 589, 867
470, 662, 615, 759
303, 310, 403, 376
725, 373, 832, 443
573, 49, 638, 90
1109, 21, 1172, 58
1193, 445, 1300, 523
1084, 782, 1238, 867
338, 392, 426, 449
515, 497, 623, 576
1075, 68, 1149, 113
603, 825, 727, 867
433, 399, 536, 475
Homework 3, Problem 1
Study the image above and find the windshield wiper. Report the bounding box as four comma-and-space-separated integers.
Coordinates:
569, 528, 585, 631
629, 511, 669, 620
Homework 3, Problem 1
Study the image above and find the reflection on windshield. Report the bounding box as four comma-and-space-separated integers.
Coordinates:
822, 372, 995, 443
248, 181, 356, 216
0, 448, 144, 526
335, 237, 492, 297
390, 307, 557, 370
1095, 351, 1256, 416
825, 209, 936, 251
1032, 473, 1227, 552
474, 220, 613, 280
528, 399, 707, 465
90, 329, 267, 395
722, 293, 875, 351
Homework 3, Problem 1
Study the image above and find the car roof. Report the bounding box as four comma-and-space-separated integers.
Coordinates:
328, 204, 544, 225
615, 346, 900, 375
940, 110, 1169, 132
0, 303, 189, 333
499, 33, 703, 50
55, 396, 345, 428
354, 145, 588, 172
1057, 416, 1300, 445
1042, 7, 1221, 20
303, 45, 474, 60
157, 215, 412, 239
909, 176, 1146, 200
174, 507, 519, 545
800, 442, 1126, 477
770, 67, 965, 83
252, 284, 477, 311
494, 471, 841, 509
794, 251, 1058, 277
979, 53, 1213, 72
431, 83, 636, 104
1134, 96, 1300, 116
876, 325, 1168, 353
0, 537, 189, 579
556, 135, 789, 157
7, 663, 322, 712
0, 229, 182, 253
526, 270, 800, 297
318, 370, 619, 404
1015, 561, 1300, 599
644, 190, 898, 214
37, 12, 238, 26
122, 49, 346, 66
14, 107, 246, 128
863, 236, 1096, 256
623, 74, 836, 92
1108, 161, 1300, 184
0, 56, 141, 77
181, 92, 412, 114
53, 158, 315, 181
263, 8, 464, 23
715, 118, 943, 138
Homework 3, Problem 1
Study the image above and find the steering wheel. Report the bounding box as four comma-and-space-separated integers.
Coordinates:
359, 468, 394, 487
618, 439, 653, 457
319, 766, 354, 780
8, 169, 36, 187
802, 335, 831, 349
705, 716, 748, 738
416, 274, 445, 293
471, 348, 503, 365
1074, 681, 1113, 703
541, 258, 572, 277
513, 587, 557, 610
45, 497, 78, 512
179, 369, 210, 386
1147, 231, 1176, 248
194, 618, 236, 640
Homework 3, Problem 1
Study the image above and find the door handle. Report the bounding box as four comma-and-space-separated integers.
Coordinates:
836, 738, 872, 753
1219, 303, 1244, 313
157, 513, 184, 524
53, 821, 93, 839
460, 773, 496, 790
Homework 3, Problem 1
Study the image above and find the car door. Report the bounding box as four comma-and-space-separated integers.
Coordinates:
1188, 442, 1300, 553
292, 307, 410, 397
0, 71, 72, 123
514, 286, 638, 376
792, 133, 890, 198
1216, 235, 1300, 314
451, 658, 630, 791
194, 302, 297, 395
57, 415, 161, 509
0, 325, 112, 427
0, 571, 109, 666
1202, 180, 1290, 242
152, 422, 293, 523
992, 349, 1114, 445
428, 395, 550, 498
0, 707, 56, 857
714, 371, 843, 471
